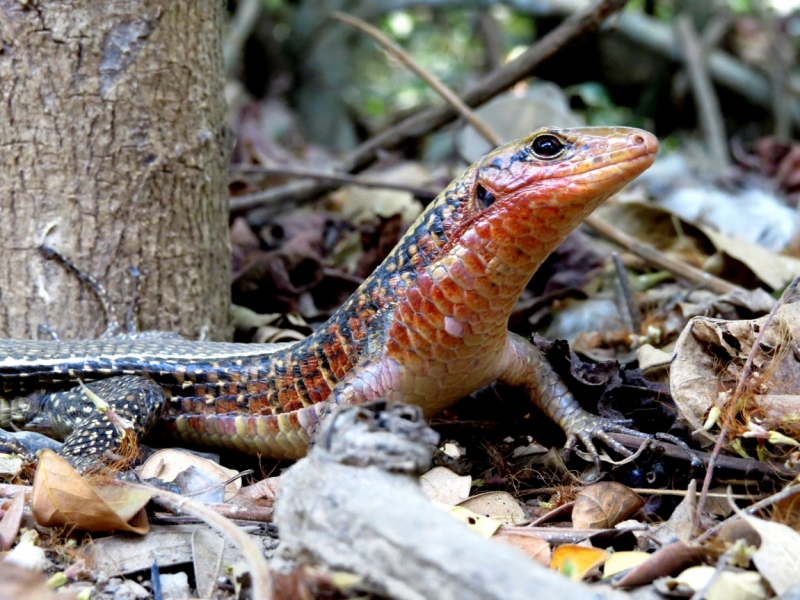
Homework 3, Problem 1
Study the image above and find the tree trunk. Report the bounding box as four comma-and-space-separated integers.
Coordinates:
0, 1, 231, 341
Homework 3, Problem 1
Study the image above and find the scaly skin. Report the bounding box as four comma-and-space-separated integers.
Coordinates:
0, 126, 657, 464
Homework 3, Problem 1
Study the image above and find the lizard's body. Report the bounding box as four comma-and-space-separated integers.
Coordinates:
0, 127, 657, 464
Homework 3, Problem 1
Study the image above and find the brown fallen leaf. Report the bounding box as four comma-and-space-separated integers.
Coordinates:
32, 450, 151, 533
493, 530, 551, 566
572, 482, 643, 529
550, 544, 607, 581
0, 492, 25, 550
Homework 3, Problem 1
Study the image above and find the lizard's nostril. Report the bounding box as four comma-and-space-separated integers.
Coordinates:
632, 134, 645, 145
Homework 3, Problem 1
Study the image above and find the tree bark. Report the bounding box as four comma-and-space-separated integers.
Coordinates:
0, 1, 231, 341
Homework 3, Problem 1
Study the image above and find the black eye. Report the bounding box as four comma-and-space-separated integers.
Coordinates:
531, 134, 565, 159
476, 184, 495, 209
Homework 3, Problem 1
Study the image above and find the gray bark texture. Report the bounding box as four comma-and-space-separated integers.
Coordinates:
0, 0, 231, 341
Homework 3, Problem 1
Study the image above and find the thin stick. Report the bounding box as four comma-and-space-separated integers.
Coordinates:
333, 11, 503, 148
230, 165, 438, 212
584, 214, 743, 295
676, 15, 731, 172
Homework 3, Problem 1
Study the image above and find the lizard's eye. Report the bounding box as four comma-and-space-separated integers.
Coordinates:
531, 134, 565, 159
475, 184, 496, 209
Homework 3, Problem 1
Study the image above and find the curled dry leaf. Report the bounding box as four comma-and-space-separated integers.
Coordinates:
32, 450, 151, 533
602, 551, 650, 578
550, 545, 607, 581
457, 491, 527, 526
0, 492, 25, 550
671, 301, 800, 432
572, 482, 643, 529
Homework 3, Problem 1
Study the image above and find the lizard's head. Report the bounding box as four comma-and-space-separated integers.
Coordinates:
434, 126, 657, 275
378, 127, 656, 306
469, 126, 657, 241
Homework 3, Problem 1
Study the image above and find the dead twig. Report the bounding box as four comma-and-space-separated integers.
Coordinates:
676, 15, 731, 172
229, 164, 438, 211
129, 483, 274, 599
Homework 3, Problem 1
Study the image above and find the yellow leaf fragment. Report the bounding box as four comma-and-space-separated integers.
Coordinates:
602, 551, 650, 578
432, 500, 501, 537
674, 566, 767, 600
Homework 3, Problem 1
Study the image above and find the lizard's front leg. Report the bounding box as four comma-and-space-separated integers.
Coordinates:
497, 332, 648, 464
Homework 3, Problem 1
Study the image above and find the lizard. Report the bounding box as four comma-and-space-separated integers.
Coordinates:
0, 126, 658, 469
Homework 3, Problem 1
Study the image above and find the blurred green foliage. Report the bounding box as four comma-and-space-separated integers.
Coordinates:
346, 7, 535, 129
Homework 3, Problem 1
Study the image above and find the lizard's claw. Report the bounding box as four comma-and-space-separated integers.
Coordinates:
562, 414, 650, 466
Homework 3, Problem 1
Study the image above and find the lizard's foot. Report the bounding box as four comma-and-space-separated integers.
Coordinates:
562, 413, 651, 466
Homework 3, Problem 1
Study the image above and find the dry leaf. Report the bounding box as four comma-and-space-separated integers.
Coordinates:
572, 482, 643, 529
744, 516, 800, 595
493, 530, 551, 566
419, 467, 471, 506
0, 492, 25, 550
602, 551, 650, 578
458, 491, 527, 526
550, 545, 607, 580
671, 301, 800, 432
32, 450, 151, 533
702, 228, 800, 291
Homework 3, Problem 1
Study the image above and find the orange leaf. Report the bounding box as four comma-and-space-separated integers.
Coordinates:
572, 482, 643, 529
32, 450, 151, 533
551, 545, 607, 580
